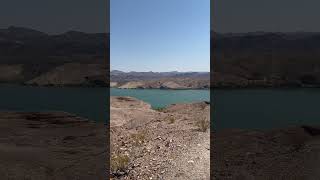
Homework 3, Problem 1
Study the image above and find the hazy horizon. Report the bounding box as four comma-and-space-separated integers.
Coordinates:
5, 25, 320, 35
0, 25, 107, 35
111, 69, 210, 73
111, 0, 210, 72
212, 0, 320, 33
0, 0, 108, 34
212, 30, 320, 34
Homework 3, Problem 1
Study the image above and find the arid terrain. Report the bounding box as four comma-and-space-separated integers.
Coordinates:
213, 126, 320, 179
0, 26, 108, 87
110, 96, 210, 179
0, 112, 107, 180
110, 71, 210, 89
213, 31, 320, 88
111, 78, 210, 89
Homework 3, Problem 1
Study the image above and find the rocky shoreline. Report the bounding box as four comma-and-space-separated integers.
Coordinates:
1, 99, 320, 179
0, 63, 109, 88
110, 96, 210, 179
110, 79, 210, 90
110, 96, 320, 179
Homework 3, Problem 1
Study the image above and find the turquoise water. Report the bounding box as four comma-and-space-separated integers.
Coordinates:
214, 89, 320, 130
4, 86, 319, 130
0, 85, 108, 122
110, 88, 210, 108
4, 86, 320, 130
0, 86, 209, 122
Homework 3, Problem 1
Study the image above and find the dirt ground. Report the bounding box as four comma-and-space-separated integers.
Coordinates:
110, 96, 210, 180
0, 112, 107, 180
213, 126, 320, 180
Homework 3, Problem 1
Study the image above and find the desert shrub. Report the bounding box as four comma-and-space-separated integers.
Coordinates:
110, 153, 130, 175
196, 117, 210, 132
169, 116, 176, 124
153, 107, 166, 112
131, 130, 146, 146
164, 115, 175, 124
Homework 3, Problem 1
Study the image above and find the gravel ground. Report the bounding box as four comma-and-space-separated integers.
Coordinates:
110, 96, 210, 180
0, 112, 107, 180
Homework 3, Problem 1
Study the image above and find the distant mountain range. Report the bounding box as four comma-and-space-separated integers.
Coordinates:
111, 70, 209, 81
0, 26, 108, 86
1, 26, 320, 87
212, 31, 320, 87
110, 70, 210, 89
0, 26, 108, 64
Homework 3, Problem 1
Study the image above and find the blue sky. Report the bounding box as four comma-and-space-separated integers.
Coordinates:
111, 0, 210, 72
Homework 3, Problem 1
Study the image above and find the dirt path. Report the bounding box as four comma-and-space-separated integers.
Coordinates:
163, 131, 210, 180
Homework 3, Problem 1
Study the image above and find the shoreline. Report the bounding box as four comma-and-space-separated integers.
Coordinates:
111, 87, 210, 90
212, 86, 320, 90
0, 83, 109, 88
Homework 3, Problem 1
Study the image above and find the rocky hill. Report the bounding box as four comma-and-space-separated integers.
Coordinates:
110, 71, 210, 89
0, 26, 108, 86
25, 63, 108, 87
212, 31, 320, 87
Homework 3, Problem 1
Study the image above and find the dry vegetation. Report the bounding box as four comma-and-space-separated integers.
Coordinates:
131, 130, 147, 146
166, 115, 176, 124
196, 117, 210, 132
111, 152, 130, 176
153, 107, 166, 112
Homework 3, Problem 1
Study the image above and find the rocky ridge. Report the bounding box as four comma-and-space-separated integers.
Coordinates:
212, 31, 320, 88
0, 26, 108, 87
110, 71, 210, 89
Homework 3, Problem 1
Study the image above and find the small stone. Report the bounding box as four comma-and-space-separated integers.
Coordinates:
155, 136, 162, 140
187, 160, 194, 163
165, 142, 170, 147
